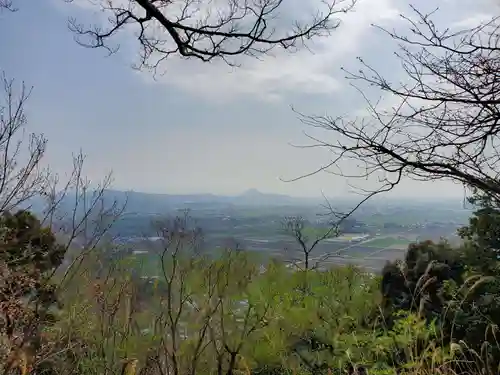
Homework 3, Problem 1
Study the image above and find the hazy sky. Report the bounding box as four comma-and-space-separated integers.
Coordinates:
0, 0, 494, 198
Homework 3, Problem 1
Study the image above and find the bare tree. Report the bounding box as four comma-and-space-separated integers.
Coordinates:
202, 248, 272, 375
0, 74, 124, 266
65, 0, 356, 70
0, 74, 48, 213
0, 78, 126, 285
54, 253, 146, 375
0, 74, 125, 374
124, 217, 275, 375
149, 213, 206, 375
43, 153, 127, 288
0, 0, 15, 11
282, 216, 338, 270
280, 190, 379, 270
296, 6, 500, 201
0, 75, 124, 249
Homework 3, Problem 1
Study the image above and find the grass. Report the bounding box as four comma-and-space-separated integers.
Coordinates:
363, 236, 412, 248
302, 226, 339, 240
322, 233, 369, 242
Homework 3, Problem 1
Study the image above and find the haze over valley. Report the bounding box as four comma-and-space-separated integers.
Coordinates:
77, 188, 473, 274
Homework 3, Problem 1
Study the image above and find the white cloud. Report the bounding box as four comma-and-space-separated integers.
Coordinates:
58, 0, 400, 102
451, 13, 495, 29
153, 0, 399, 102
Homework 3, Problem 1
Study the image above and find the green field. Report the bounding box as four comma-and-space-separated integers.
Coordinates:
363, 237, 412, 249
302, 227, 339, 239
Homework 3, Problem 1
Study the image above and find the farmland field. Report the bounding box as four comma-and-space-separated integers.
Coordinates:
362, 236, 413, 249
327, 233, 370, 242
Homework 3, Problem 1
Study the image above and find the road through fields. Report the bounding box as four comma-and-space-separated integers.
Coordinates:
298, 229, 415, 272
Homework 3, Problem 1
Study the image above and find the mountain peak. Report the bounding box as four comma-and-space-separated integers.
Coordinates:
241, 188, 262, 197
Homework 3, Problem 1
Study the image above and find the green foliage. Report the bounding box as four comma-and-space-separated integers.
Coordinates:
0, 210, 68, 374
0, 210, 66, 271
300, 226, 338, 241
381, 240, 465, 321
363, 237, 411, 249
4, 205, 500, 375
377, 192, 500, 375
0, 210, 66, 328
458, 193, 500, 272
46, 229, 500, 375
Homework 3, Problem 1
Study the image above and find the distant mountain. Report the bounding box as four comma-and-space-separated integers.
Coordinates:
99, 188, 316, 214
237, 188, 298, 206
21, 188, 333, 217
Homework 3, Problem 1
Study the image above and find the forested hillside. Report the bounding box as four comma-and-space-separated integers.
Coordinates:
2, 195, 500, 375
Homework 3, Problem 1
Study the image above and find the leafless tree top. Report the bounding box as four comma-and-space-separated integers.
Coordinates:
296, 6, 500, 201
0, 0, 16, 11
0, 74, 48, 213
66, 0, 356, 70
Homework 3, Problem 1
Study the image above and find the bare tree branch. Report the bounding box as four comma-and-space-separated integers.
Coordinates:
43, 153, 127, 288
0, 0, 16, 11
0, 73, 49, 214
282, 213, 342, 270
0, 74, 126, 372
296, 6, 500, 202
65, 0, 357, 70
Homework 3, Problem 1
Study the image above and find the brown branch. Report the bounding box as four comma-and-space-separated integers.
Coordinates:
66, 0, 356, 70
295, 5, 500, 202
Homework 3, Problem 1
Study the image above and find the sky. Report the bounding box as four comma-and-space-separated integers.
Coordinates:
0, 0, 494, 198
